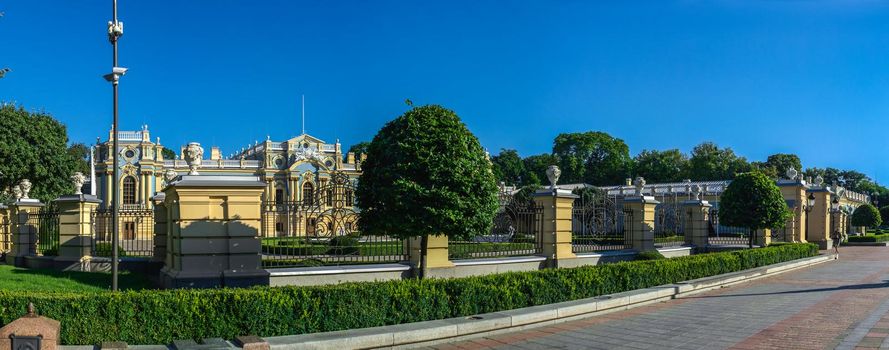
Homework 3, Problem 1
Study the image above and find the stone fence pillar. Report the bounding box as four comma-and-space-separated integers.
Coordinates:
624, 195, 658, 252
152, 193, 167, 263
53, 194, 101, 271
778, 179, 809, 242
160, 175, 269, 288
0, 204, 9, 254
682, 199, 711, 248
806, 188, 832, 249
754, 229, 772, 247
533, 188, 577, 267
409, 235, 453, 278
6, 199, 44, 267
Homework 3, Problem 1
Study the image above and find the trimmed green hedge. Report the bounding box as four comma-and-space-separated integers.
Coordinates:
847, 233, 889, 243
0, 243, 817, 345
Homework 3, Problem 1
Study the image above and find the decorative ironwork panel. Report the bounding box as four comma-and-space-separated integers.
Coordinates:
261, 172, 408, 268
91, 208, 155, 257
707, 207, 751, 246
654, 201, 685, 248
571, 194, 630, 252
29, 207, 60, 256
449, 188, 543, 260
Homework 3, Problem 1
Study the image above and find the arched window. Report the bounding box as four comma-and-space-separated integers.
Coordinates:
302, 182, 314, 205
275, 189, 284, 205
122, 176, 136, 205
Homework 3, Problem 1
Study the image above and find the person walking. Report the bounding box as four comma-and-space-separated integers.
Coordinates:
831, 229, 845, 259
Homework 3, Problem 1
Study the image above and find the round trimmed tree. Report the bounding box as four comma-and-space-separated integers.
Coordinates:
356, 105, 499, 265
880, 206, 889, 227
719, 172, 791, 248
852, 204, 882, 229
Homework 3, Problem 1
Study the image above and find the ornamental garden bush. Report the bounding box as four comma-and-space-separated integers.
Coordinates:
852, 204, 883, 228
0, 243, 817, 345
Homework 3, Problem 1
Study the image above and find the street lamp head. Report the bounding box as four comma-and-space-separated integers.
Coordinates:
831, 197, 840, 212
806, 192, 816, 210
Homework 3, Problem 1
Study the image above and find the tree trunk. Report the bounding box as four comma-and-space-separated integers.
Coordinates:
419, 235, 429, 279
748, 228, 754, 249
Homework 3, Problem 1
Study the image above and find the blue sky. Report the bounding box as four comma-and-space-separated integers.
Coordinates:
2, 1, 888, 184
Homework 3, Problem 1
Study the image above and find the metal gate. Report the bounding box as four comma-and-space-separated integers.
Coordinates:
571, 193, 630, 252
261, 172, 407, 268
654, 202, 685, 248
29, 207, 60, 256
92, 208, 155, 257
707, 207, 751, 246
449, 187, 544, 259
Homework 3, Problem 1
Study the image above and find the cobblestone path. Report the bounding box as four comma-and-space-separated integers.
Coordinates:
422, 246, 889, 350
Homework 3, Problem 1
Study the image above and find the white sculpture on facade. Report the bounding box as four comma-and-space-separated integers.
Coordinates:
546, 165, 561, 189
691, 184, 702, 201
633, 176, 646, 196
163, 169, 178, 185
293, 146, 326, 164
814, 175, 824, 187
184, 142, 204, 175
786, 168, 799, 181
18, 179, 32, 199
71, 172, 86, 195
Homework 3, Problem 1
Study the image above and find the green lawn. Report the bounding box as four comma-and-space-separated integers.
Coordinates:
0, 264, 154, 293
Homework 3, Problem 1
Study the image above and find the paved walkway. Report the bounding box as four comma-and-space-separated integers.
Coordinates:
421, 247, 889, 350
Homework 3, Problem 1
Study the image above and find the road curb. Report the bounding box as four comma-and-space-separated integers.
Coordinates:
264, 254, 833, 350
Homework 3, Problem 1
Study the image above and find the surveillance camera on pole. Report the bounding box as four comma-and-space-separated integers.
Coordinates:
103, 67, 128, 83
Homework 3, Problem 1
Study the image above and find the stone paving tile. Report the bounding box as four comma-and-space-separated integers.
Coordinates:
423, 247, 889, 350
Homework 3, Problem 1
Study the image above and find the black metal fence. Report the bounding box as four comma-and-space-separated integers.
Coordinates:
707, 208, 751, 246
29, 207, 60, 256
572, 194, 631, 252
654, 202, 685, 248
92, 208, 155, 257
261, 172, 408, 268
449, 188, 543, 260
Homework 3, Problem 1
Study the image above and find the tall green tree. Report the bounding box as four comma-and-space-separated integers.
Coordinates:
490, 149, 526, 186
161, 147, 176, 160
753, 153, 802, 179
0, 104, 79, 202
632, 149, 688, 183
552, 131, 630, 186
851, 204, 882, 229
522, 153, 559, 186
718, 172, 791, 248
67, 143, 90, 175
687, 142, 751, 181
356, 104, 498, 247
347, 141, 371, 158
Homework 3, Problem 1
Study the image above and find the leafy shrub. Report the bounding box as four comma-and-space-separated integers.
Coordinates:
852, 204, 883, 228
847, 233, 889, 243
326, 236, 359, 255
0, 243, 817, 345
636, 251, 665, 260
93, 242, 126, 258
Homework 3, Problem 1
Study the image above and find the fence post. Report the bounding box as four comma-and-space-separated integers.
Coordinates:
533, 187, 577, 267
6, 199, 44, 267
159, 175, 269, 288
409, 235, 453, 277
754, 229, 772, 247
53, 194, 101, 271
806, 188, 832, 249
151, 193, 167, 263
625, 178, 658, 252
682, 199, 711, 248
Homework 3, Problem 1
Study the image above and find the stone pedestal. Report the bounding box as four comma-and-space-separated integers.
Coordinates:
624, 196, 658, 252
409, 234, 454, 277
0, 304, 60, 350
682, 200, 711, 248
6, 199, 44, 267
152, 193, 167, 263
53, 194, 101, 271
754, 229, 772, 247
160, 175, 269, 288
533, 188, 577, 267
806, 189, 832, 250
778, 180, 809, 242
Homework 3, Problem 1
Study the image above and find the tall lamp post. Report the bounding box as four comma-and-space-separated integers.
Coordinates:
804, 193, 816, 242
103, 0, 127, 292
830, 196, 840, 241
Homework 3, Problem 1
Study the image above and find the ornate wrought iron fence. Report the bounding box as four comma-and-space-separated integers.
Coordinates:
30, 206, 60, 256
0, 212, 10, 254
261, 172, 408, 268
571, 194, 630, 252
449, 188, 543, 260
707, 208, 751, 246
654, 202, 685, 248
92, 208, 155, 257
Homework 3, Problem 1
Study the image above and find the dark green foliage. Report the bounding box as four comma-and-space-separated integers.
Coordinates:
632, 149, 688, 183
356, 105, 499, 241
635, 251, 665, 260
882, 206, 889, 226
847, 233, 889, 243
67, 143, 90, 175
326, 235, 359, 255
719, 172, 791, 247
571, 186, 604, 204
491, 149, 526, 185
0, 104, 80, 202
553, 131, 631, 186
852, 204, 882, 228
0, 244, 816, 345
512, 185, 542, 205
752, 153, 802, 179
521, 153, 559, 186
93, 242, 127, 257
161, 147, 176, 160
346, 141, 371, 158
687, 142, 751, 181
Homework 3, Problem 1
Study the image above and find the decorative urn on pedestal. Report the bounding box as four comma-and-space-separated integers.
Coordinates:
184, 142, 204, 175
633, 176, 646, 196
18, 179, 32, 199
71, 172, 86, 195
546, 165, 561, 189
